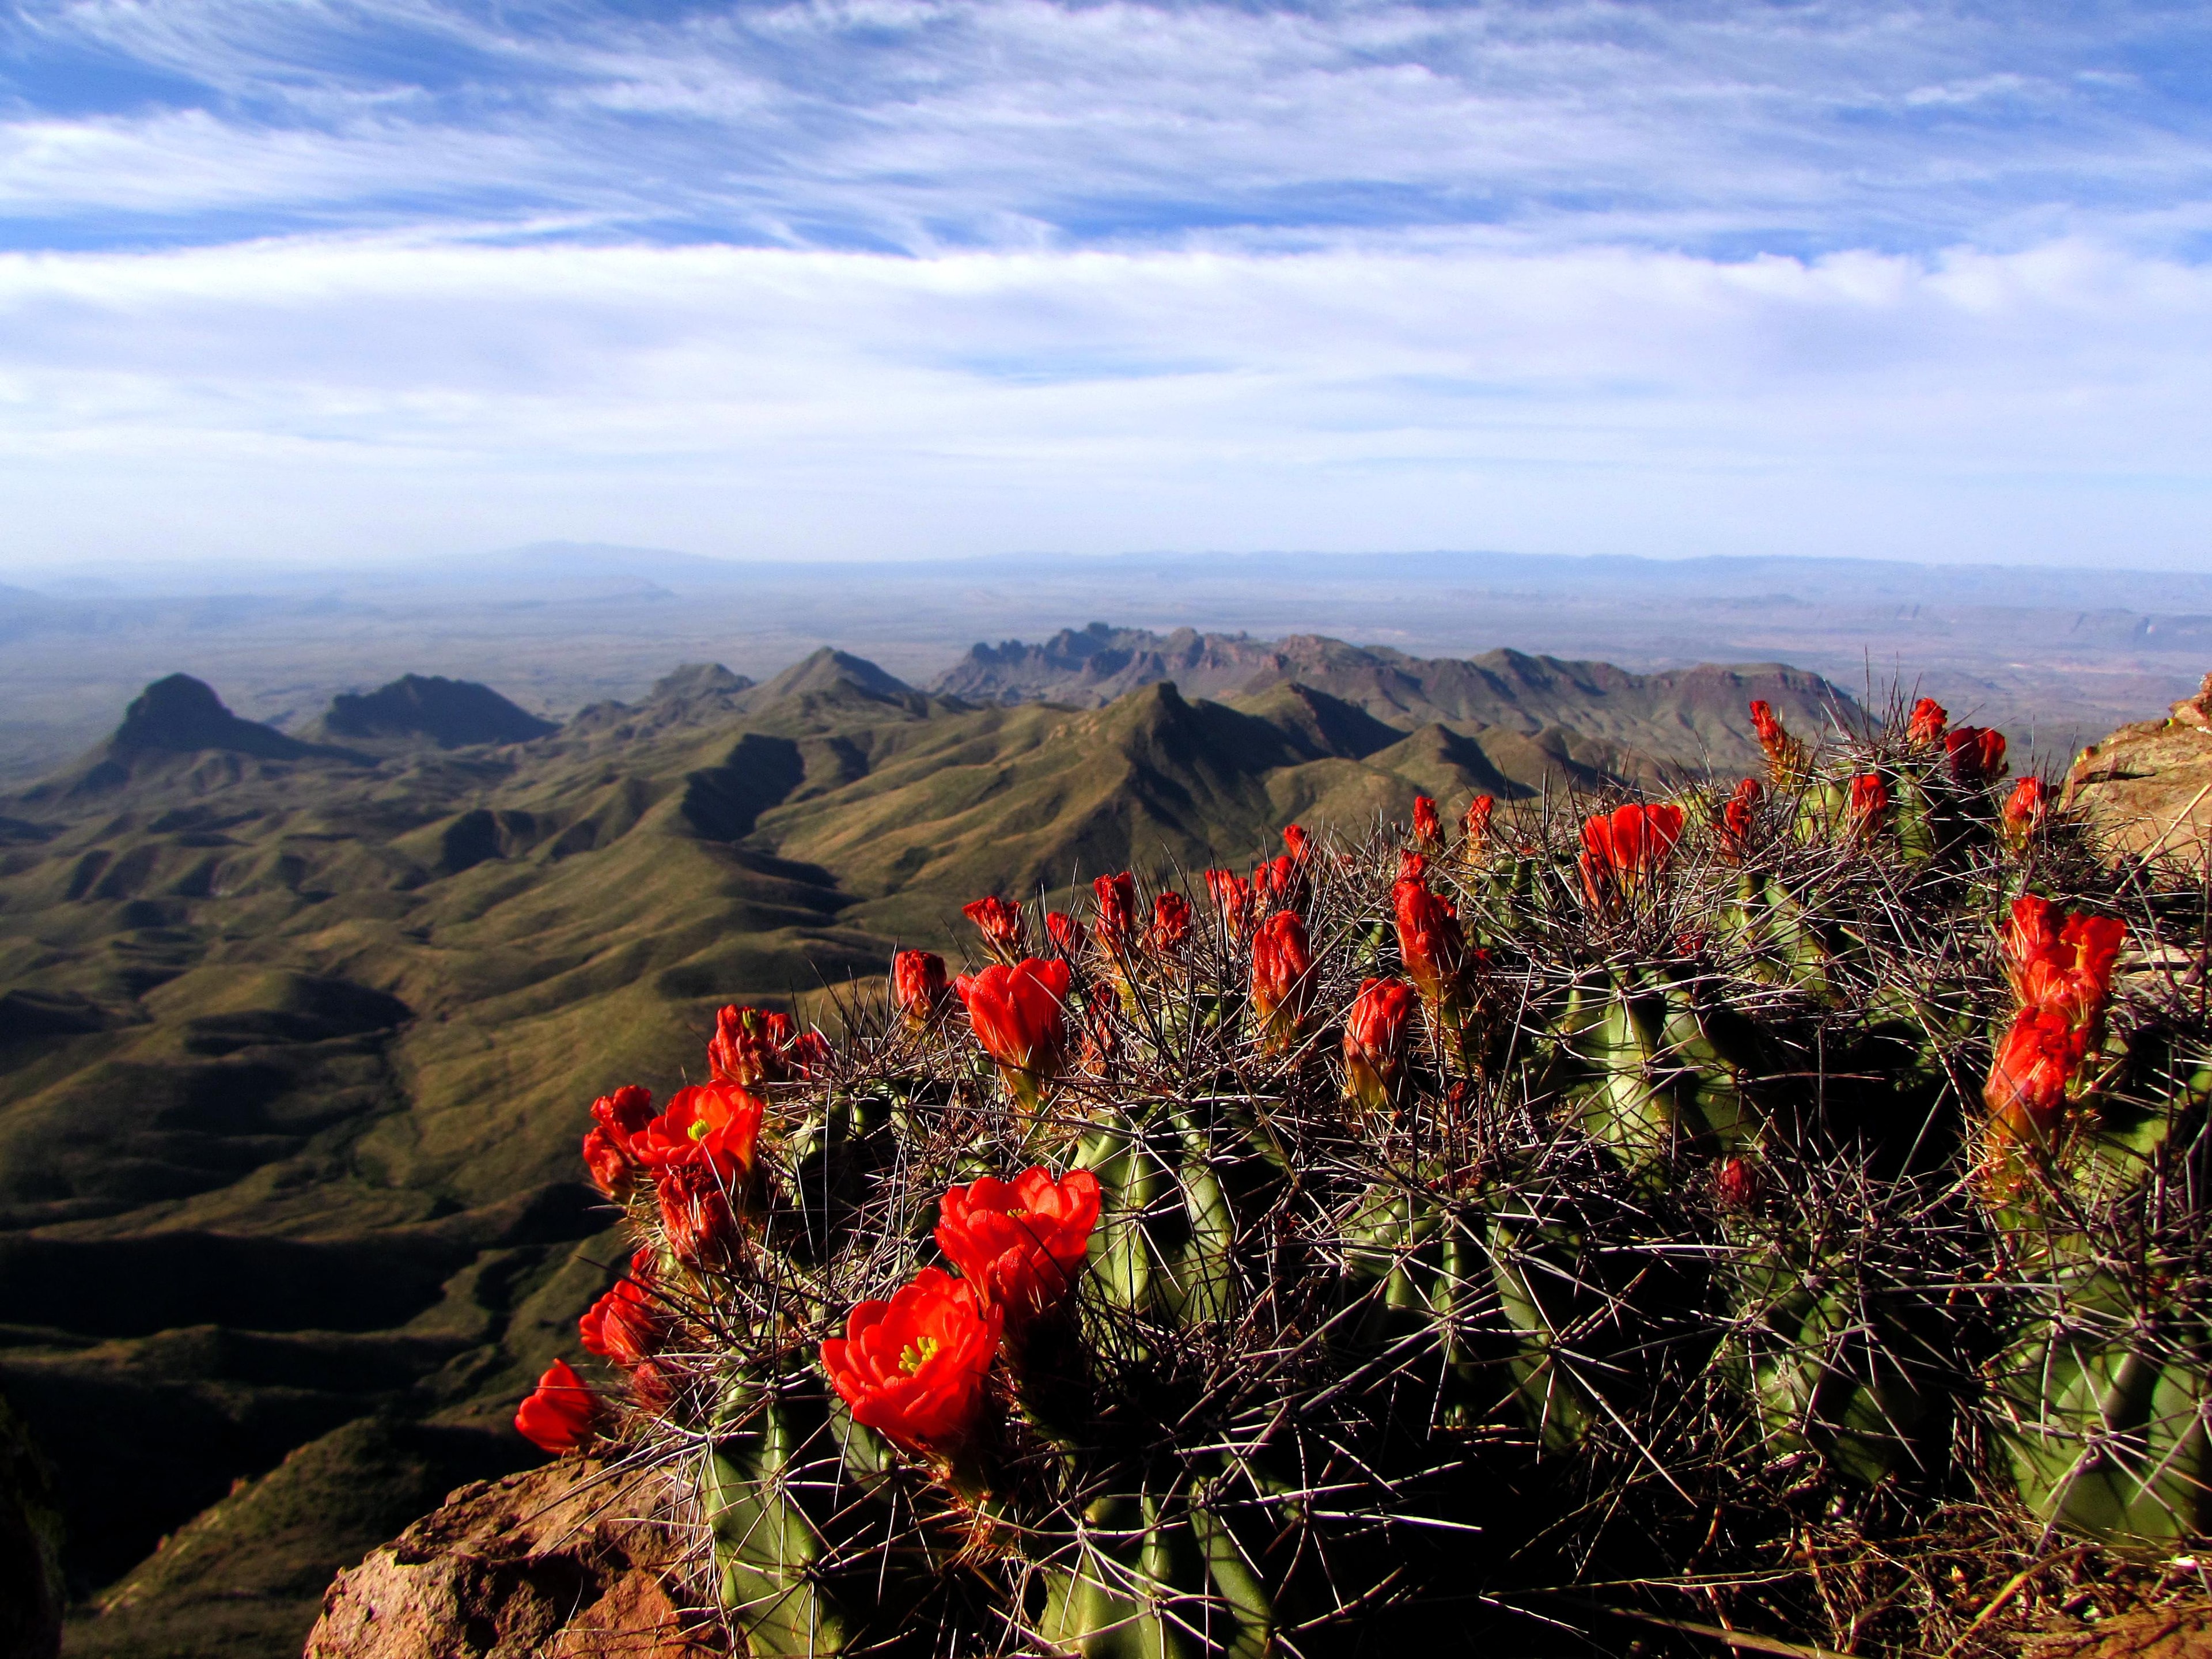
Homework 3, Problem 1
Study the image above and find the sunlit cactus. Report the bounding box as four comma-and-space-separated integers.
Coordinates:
522, 685, 2212, 1655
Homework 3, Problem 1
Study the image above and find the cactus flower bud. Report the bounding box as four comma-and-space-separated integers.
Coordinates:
1907, 697, 1948, 746
1749, 700, 1808, 786
892, 949, 949, 1031
1250, 910, 1316, 1054
1577, 802, 1686, 911
709, 1005, 795, 1086
1847, 773, 1889, 839
1714, 1156, 1762, 1210
1946, 726, 2008, 787
1148, 891, 1192, 956
1203, 868, 1252, 940
1343, 978, 1418, 1116
1282, 824, 1311, 863
656, 1161, 743, 1268
1091, 872, 1139, 954
821, 1267, 1002, 1459
935, 1167, 1101, 1330
2001, 776, 2048, 852
955, 957, 1073, 1112
1411, 796, 1441, 848
1252, 854, 1307, 911
579, 1276, 667, 1368
582, 1126, 636, 1200
1718, 778, 1762, 862
962, 895, 1030, 963
515, 1359, 596, 1455
1460, 794, 1495, 862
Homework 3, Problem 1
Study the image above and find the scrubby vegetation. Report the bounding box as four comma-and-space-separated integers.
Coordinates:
538, 695, 2211, 1656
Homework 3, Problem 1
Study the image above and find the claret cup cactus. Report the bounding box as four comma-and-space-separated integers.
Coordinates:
517, 696, 2212, 1655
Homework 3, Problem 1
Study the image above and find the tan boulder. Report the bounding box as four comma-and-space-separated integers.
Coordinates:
305, 1457, 719, 1659
2064, 671, 2212, 866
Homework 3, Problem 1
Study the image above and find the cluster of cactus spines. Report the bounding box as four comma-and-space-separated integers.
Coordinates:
514, 684, 2212, 1655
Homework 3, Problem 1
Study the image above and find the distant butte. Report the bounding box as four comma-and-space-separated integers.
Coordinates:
319, 674, 557, 748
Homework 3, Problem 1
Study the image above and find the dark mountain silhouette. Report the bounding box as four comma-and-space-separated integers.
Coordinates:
0, 637, 1860, 1656
318, 675, 557, 749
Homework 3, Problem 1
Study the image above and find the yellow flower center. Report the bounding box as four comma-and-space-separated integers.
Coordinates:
899, 1336, 941, 1374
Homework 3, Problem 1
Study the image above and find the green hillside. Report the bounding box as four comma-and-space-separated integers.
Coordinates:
0, 643, 1853, 1657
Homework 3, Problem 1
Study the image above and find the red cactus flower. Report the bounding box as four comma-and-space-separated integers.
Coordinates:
1251, 854, 1307, 911
579, 1277, 666, 1368
1091, 872, 1139, 954
1045, 910, 1088, 958
1946, 726, 2008, 787
962, 895, 1030, 963
629, 1082, 765, 1185
1907, 697, 1948, 746
1148, 891, 1192, 955
1748, 700, 1808, 784
1578, 802, 1687, 908
1718, 778, 1763, 861
592, 1084, 656, 1141
1411, 796, 1441, 847
1203, 868, 1253, 939
2001, 776, 2048, 851
1282, 824, 1311, 863
515, 1359, 596, 1455
821, 1267, 1002, 1458
1460, 794, 1495, 857
1847, 773, 1890, 836
1714, 1156, 1762, 1210
955, 957, 1073, 1111
892, 949, 949, 1031
1982, 895, 2127, 1190
581, 1127, 635, 1200
935, 1167, 1102, 1328
709, 1005, 796, 1086
655, 1161, 741, 1267
786, 1029, 834, 1078
1343, 977, 1418, 1115
1392, 862, 1467, 1009
1249, 910, 1316, 1054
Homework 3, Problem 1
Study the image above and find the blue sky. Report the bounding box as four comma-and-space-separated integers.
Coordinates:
3, 1, 2211, 567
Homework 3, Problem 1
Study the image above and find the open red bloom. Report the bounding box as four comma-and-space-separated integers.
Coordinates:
709, 1005, 796, 1087
955, 957, 1073, 1110
1847, 773, 1890, 836
892, 949, 949, 1031
515, 1359, 596, 1455
1906, 697, 1948, 745
1045, 910, 1088, 958
1578, 802, 1687, 908
628, 1083, 764, 1184
1204, 869, 1253, 939
1148, 892, 1192, 955
579, 1277, 667, 1368
821, 1267, 1002, 1457
1946, 726, 2008, 787
2001, 777, 2048, 851
962, 895, 1030, 963
2002, 896, 2125, 1035
1748, 700, 1808, 784
936, 1166, 1102, 1328
1411, 796, 1441, 846
1250, 910, 1316, 1053
1343, 978, 1418, 1114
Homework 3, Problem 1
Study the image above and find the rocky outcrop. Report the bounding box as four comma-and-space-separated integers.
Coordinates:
2065, 671, 2212, 865
321, 675, 558, 748
306, 1456, 717, 1659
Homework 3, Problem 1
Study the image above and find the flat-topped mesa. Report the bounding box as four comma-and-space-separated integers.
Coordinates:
320, 675, 557, 749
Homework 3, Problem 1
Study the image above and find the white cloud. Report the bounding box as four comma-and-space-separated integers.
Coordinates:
1, 232, 2208, 566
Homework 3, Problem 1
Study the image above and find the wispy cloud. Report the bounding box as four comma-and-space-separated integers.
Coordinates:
1, 2, 2208, 566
